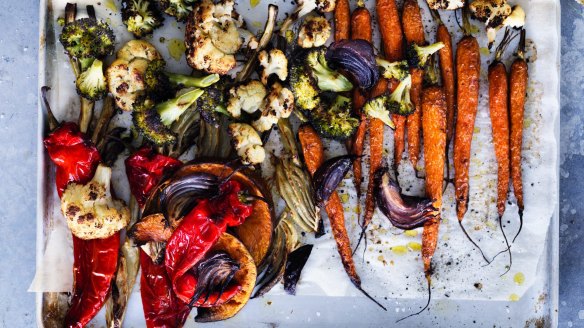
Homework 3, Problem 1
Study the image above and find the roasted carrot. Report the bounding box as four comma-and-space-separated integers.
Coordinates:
403, 0, 425, 171
362, 78, 389, 229
376, 0, 405, 174
348, 3, 373, 203
510, 29, 528, 243
334, 0, 351, 41
489, 42, 511, 220
454, 31, 480, 221
421, 86, 446, 277
487, 30, 515, 274
376, 0, 404, 62
431, 10, 456, 145
397, 83, 446, 323
454, 6, 489, 262
298, 125, 386, 310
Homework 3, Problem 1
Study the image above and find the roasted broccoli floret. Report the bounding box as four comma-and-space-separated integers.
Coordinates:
388, 75, 413, 115
133, 109, 177, 145
76, 59, 107, 100
144, 59, 174, 101
310, 95, 359, 140
376, 58, 410, 81
121, 0, 164, 38
196, 84, 227, 127
59, 17, 115, 58
362, 94, 395, 128
156, 0, 196, 22
289, 65, 320, 111
157, 88, 204, 126
306, 47, 353, 92
406, 42, 445, 69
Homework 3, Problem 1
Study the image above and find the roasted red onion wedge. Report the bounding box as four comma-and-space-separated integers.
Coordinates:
313, 155, 357, 203
190, 252, 241, 308
374, 167, 438, 230
326, 40, 380, 90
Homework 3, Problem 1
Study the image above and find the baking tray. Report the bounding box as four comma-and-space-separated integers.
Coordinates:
34, 0, 561, 326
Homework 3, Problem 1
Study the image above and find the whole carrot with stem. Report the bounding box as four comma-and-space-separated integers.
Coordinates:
334, 0, 351, 41
487, 29, 516, 274
298, 125, 386, 311
454, 4, 490, 263
398, 58, 446, 322
510, 29, 528, 243
348, 0, 373, 208
402, 0, 426, 173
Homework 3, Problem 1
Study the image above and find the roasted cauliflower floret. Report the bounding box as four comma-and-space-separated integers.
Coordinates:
227, 80, 267, 118
258, 49, 288, 85
252, 82, 294, 132
185, 0, 251, 75
61, 164, 130, 240
298, 16, 331, 48
470, 0, 524, 48
228, 123, 266, 165
116, 39, 163, 62
107, 40, 164, 111
107, 57, 150, 111
426, 0, 464, 10
503, 5, 525, 28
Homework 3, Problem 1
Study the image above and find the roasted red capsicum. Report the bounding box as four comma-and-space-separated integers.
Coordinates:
44, 122, 119, 328
165, 180, 252, 304
140, 250, 191, 328
125, 147, 183, 207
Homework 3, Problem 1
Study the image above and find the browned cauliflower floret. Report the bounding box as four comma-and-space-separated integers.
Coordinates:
185, 0, 254, 75
228, 123, 266, 165
426, 0, 464, 10
470, 0, 525, 48
258, 49, 288, 85
107, 40, 163, 111
61, 164, 130, 240
252, 82, 294, 132
298, 16, 331, 48
226, 80, 267, 118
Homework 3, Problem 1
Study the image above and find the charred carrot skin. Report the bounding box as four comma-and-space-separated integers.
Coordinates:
298, 124, 361, 286
362, 79, 390, 228
376, 0, 404, 62
349, 5, 373, 201
454, 36, 481, 221
421, 86, 447, 274
488, 62, 510, 217
436, 24, 456, 144
334, 0, 351, 41
510, 59, 528, 213
402, 0, 425, 171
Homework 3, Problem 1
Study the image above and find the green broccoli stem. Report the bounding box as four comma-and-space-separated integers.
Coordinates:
157, 88, 204, 126
91, 96, 116, 148
235, 4, 278, 82
166, 72, 220, 88
79, 98, 95, 134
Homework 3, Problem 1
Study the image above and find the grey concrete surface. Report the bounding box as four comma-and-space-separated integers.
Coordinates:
0, 0, 581, 327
